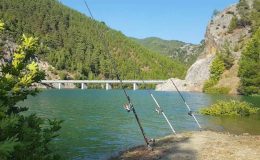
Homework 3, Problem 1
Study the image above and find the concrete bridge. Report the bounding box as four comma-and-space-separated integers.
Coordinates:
40, 80, 167, 90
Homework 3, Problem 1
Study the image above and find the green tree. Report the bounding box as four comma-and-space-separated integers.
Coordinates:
210, 55, 225, 81
212, 9, 220, 19
228, 16, 238, 33
251, 0, 260, 31
0, 21, 62, 160
219, 43, 234, 70
238, 28, 260, 95
203, 54, 226, 93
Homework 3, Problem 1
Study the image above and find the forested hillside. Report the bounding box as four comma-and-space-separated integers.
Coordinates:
0, 0, 187, 80
132, 37, 204, 65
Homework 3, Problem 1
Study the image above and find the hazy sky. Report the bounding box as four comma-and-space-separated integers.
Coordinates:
60, 0, 238, 44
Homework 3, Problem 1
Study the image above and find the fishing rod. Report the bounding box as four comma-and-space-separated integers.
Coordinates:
169, 79, 202, 129
83, 0, 151, 148
140, 79, 176, 134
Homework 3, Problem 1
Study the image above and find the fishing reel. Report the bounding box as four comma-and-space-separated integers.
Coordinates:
188, 111, 193, 116
146, 138, 155, 150
148, 138, 155, 146
155, 107, 163, 114
123, 103, 133, 112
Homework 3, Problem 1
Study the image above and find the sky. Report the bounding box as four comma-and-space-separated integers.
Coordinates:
60, 0, 238, 44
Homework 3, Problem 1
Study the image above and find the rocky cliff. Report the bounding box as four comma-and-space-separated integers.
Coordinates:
157, 1, 253, 93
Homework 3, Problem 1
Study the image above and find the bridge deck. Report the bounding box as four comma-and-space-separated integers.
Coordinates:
41, 80, 167, 84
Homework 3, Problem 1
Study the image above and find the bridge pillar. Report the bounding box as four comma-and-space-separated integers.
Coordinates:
106, 83, 111, 90
81, 83, 86, 90
58, 83, 61, 90
133, 83, 138, 90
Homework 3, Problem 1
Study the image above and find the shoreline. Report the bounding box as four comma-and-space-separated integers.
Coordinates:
110, 130, 260, 160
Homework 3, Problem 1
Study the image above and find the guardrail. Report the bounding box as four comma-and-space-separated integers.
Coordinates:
40, 80, 167, 90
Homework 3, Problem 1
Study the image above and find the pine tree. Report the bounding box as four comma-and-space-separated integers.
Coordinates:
238, 28, 260, 95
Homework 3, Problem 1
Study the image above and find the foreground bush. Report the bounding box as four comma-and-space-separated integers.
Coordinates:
0, 21, 62, 160
200, 100, 259, 116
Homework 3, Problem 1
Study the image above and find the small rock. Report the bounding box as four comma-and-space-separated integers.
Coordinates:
243, 133, 250, 136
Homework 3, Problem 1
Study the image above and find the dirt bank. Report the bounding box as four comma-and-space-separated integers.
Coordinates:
111, 131, 260, 160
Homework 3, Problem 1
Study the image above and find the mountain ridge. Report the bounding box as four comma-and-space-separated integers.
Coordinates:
131, 37, 204, 65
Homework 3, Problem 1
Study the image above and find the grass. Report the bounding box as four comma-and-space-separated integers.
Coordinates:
199, 100, 259, 116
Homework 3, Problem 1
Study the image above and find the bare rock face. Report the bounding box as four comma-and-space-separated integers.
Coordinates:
204, 4, 251, 59
156, 78, 188, 91
185, 54, 215, 85
157, 2, 252, 93
156, 54, 214, 92
38, 61, 60, 80
37, 61, 77, 89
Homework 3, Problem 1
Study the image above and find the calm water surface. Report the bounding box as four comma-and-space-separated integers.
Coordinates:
20, 90, 260, 160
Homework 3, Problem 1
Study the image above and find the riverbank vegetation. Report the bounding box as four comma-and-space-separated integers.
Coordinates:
0, 0, 187, 80
199, 100, 259, 116
0, 21, 62, 160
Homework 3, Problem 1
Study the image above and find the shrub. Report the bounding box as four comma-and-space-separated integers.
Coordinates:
58, 71, 68, 80
226, 11, 234, 15
47, 66, 53, 72
237, 18, 252, 27
199, 100, 259, 116
0, 21, 62, 160
212, 9, 220, 19
203, 79, 217, 92
234, 44, 240, 52
204, 87, 230, 94
220, 43, 234, 70
228, 16, 238, 33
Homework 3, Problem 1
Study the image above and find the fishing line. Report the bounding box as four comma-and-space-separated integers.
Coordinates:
138, 73, 176, 134
169, 79, 202, 129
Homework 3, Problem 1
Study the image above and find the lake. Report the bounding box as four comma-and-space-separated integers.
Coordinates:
20, 89, 260, 160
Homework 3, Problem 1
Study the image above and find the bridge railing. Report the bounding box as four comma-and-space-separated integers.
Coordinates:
40, 80, 167, 90
41, 80, 166, 84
